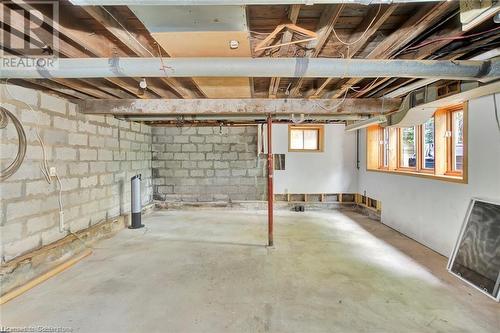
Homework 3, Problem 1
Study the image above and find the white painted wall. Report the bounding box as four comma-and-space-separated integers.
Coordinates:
271, 123, 358, 194
357, 93, 500, 257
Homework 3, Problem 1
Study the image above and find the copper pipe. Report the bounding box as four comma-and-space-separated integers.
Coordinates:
267, 114, 274, 247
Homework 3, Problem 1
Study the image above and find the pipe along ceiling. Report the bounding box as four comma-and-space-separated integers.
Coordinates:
2, 58, 499, 81
68, 1, 449, 5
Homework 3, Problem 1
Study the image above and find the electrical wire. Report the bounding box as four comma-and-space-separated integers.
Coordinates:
349, 77, 381, 95
3, 81, 66, 232
331, 4, 382, 47
4, 81, 52, 182
494, 94, 500, 136
404, 26, 500, 52
312, 85, 352, 112
0, 106, 26, 181
55, 173, 65, 232
100, 6, 155, 57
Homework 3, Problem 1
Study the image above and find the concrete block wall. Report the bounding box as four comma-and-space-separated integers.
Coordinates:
0, 84, 152, 262
152, 126, 266, 202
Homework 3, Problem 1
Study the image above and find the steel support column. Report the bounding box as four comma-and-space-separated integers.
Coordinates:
267, 114, 274, 247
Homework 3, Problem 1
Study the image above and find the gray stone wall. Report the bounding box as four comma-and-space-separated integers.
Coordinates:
0, 84, 153, 262
151, 126, 266, 202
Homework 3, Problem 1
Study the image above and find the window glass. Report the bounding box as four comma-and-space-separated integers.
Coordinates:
303, 130, 319, 150
400, 127, 416, 168
290, 129, 304, 150
453, 111, 464, 171
422, 118, 435, 169
382, 128, 389, 168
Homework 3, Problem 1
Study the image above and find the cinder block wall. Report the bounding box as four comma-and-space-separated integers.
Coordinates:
0, 85, 153, 262
151, 126, 266, 201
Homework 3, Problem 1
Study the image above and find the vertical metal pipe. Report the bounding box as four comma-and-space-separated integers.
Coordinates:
267, 115, 274, 247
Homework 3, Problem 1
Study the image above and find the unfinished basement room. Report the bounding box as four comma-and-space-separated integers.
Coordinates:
1, 0, 500, 332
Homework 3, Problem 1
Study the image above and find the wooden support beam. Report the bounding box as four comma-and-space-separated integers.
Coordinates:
106, 77, 159, 99
268, 4, 301, 98
310, 4, 397, 98
2, 3, 149, 99
79, 98, 401, 115
357, 25, 499, 98
289, 4, 344, 97
22, 79, 92, 100
50, 79, 117, 99
1, 4, 117, 98
328, 1, 456, 99
81, 5, 198, 99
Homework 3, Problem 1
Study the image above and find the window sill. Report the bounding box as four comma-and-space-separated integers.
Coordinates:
288, 149, 324, 153
367, 168, 467, 184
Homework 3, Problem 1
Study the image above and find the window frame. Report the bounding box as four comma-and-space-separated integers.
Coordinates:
288, 125, 324, 152
419, 117, 435, 174
378, 127, 390, 169
446, 107, 465, 176
366, 103, 467, 184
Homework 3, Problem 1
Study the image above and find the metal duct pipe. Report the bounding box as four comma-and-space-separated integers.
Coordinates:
345, 115, 387, 132
384, 48, 500, 98
119, 114, 367, 121
2, 58, 498, 81
69, 1, 448, 5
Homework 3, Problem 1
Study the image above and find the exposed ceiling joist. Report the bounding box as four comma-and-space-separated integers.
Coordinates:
23, 79, 94, 100
329, 0, 456, 98
81, 5, 198, 99
268, 4, 301, 98
311, 3, 398, 98
7, 1, 157, 99
289, 4, 343, 97
51, 79, 118, 99
0, 4, 132, 99
79, 98, 401, 115
384, 48, 500, 98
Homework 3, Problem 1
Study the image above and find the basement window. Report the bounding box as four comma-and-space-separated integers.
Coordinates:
449, 109, 464, 174
288, 125, 324, 152
366, 103, 467, 183
379, 127, 390, 169
399, 127, 417, 169
421, 117, 435, 171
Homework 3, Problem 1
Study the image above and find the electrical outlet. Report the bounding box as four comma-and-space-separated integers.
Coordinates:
49, 167, 57, 177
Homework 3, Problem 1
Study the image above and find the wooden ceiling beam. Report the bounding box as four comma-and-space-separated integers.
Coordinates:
51, 79, 118, 99
370, 34, 500, 98
355, 14, 499, 98
328, 1, 456, 99
81, 5, 198, 99
3, 2, 154, 99
79, 98, 401, 115
23, 79, 93, 100
1, 4, 120, 99
268, 4, 301, 98
289, 4, 343, 97
105, 77, 159, 99
310, 4, 398, 98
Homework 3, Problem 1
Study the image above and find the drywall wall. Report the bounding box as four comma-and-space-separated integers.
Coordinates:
272, 123, 358, 194
151, 126, 266, 201
0, 84, 153, 262
357, 93, 500, 257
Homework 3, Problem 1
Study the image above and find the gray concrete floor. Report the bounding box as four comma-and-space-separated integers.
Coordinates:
1, 209, 499, 332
